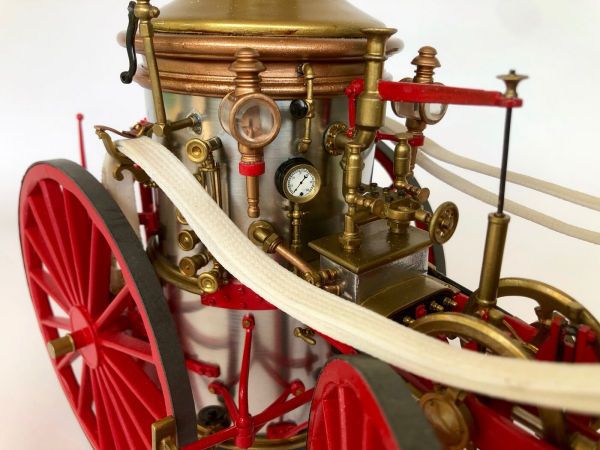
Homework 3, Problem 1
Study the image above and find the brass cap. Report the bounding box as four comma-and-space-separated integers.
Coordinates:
152, 0, 386, 38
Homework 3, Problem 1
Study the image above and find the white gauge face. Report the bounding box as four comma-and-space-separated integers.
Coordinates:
285, 167, 318, 202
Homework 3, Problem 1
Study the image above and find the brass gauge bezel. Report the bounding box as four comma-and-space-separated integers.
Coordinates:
278, 160, 322, 204
219, 92, 282, 149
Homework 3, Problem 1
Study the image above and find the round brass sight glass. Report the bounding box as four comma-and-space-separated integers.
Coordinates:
219, 92, 282, 149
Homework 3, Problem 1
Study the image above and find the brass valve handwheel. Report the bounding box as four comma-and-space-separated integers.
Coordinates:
429, 201, 459, 244
411, 312, 567, 447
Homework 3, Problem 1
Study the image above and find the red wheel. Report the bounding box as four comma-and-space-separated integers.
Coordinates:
19, 160, 197, 449
307, 355, 440, 450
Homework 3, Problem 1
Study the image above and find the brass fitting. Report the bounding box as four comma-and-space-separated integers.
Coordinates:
179, 252, 211, 277
47, 335, 76, 359
406, 46, 441, 171
471, 213, 511, 311
222, 48, 282, 218
296, 63, 315, 153
339, 142, 365, 251
186, 137, 222, 164
248, 221, 317, 283
178, 229, 200, 251
198, 268, 222, 294
393, 133, 430, 203
134, 1, 166, 131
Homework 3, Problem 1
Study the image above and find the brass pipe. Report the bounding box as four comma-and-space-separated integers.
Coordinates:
245, 176, 260, 218
473, 213, 511, 310
248, 221, 316, 282
297, 63, 315, 153
134, 1, 166, 128
339, 142, 364, 251
352, 27, 396, 148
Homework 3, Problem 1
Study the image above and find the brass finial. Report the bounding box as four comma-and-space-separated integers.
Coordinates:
230, 48, 266, 97
497, 70, 528, 99
412, 46, 441, 84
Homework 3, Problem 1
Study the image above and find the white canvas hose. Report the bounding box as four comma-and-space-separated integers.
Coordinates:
416, 152, 600, 245
382, 118, 600, 244
117, 137, 600, 414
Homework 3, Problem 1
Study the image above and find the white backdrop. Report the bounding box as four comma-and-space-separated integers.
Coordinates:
0, 1, 599, 448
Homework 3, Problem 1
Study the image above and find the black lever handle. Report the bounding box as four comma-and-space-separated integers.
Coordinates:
120, 1, 139, 84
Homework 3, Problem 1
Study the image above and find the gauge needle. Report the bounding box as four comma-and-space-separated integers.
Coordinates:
293, 175, 308, 194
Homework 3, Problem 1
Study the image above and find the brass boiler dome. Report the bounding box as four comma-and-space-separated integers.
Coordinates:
124, 0, 402, 97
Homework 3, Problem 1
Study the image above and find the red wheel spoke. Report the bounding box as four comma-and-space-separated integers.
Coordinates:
78, 366, 93, 414
64, 189, 92, 304
29, 268, 70, 314
95, 286, 132, 330
28, 192, 78, 304
87, 226, 112, 318
24, 227, 75, 308
100, 332, 153, 363
40, 316, 72, 331
96, 371, 139, 450
56, 351, 80, 371
104, 348, 166, 418
91, 369, 116, 450
322, 395, 341, 449
39, 180, 81, 306
99, 366, 150, 449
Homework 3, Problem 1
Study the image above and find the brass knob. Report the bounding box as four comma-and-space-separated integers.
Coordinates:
178, 230, 200, 251
497, 70, 528, 99
412, 46, 440, 84
47, 335, 75, 359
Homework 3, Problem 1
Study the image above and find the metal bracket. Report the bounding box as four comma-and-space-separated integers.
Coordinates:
152, 416, 178, 450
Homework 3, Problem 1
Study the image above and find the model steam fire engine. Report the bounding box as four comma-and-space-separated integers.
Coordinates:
18, 1, 600, 449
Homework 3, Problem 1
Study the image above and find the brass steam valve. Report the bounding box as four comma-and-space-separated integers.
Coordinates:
219, 48, 282, 218
393, 133, 430, 203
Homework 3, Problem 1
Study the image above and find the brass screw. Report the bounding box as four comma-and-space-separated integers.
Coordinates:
294, 327, 316, 345
412, 46, 440, 84
47, 335, 76, 359
402, 316, 415, 326
429, 301, 445, 312
442, 297, 458, 309
178, 230, 200, 251
497, 70, 528, 99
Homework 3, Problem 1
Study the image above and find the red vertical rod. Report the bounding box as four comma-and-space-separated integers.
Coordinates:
236, 314, 255, 449
76, 113, 87, 169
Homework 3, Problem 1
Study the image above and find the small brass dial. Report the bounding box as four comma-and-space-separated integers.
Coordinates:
275, 158, 321, 204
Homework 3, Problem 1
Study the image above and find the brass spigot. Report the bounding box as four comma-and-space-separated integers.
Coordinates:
393, 133, 430, 203
288, 203, 306, 254
221, 48, 282, 218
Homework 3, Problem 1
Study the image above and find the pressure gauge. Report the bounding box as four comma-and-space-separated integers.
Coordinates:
275, 158, 321, 204
219, 92, 281, 148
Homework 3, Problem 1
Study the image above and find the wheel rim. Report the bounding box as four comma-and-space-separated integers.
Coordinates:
307, 355, 441, 450
19, 160, 197, 449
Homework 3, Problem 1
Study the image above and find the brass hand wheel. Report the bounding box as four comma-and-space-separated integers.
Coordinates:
411, 312, 567, 448
429, 201, 459, 244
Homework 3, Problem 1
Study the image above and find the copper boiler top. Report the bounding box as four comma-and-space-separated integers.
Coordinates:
123, 0, 402, 98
